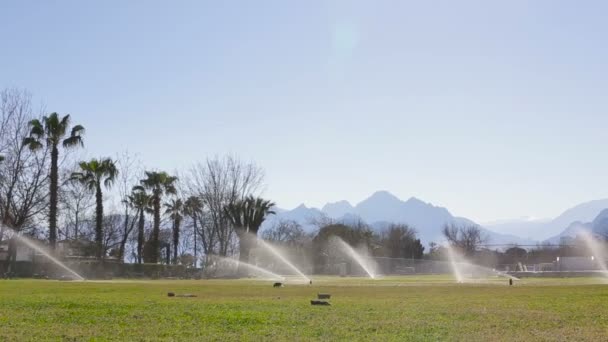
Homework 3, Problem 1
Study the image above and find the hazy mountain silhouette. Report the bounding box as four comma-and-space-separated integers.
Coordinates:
591, 208, 608, 234
543, 208, 608, 244
544, 221, 590, 245
264, 190, 535, 247
322, 200, 355, 219
488, 199, 608, 241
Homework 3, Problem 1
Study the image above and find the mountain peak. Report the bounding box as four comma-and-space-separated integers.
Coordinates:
592, 208, 608, 234
322, 200, 352, 208
405, 196, 426, 206
367, 190, 401, 202
294, 203, 308, 210
322, 200, 354, 219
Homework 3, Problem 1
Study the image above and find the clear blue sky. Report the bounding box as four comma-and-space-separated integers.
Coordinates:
1, 0, 607, 223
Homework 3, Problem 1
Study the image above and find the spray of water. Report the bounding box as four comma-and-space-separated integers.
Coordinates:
256, 238, 310, 282
446, 244, 464, 283
578, 230, 608, 275
5, 228, 84, 281
445, 244, 518, 283
210, 256, 285, 281
332, 237, 377, 279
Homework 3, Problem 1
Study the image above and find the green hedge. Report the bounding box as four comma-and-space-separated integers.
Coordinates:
3, 261, 201, 279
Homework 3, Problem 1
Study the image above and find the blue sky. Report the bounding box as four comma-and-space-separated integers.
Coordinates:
1, 0, 607, 223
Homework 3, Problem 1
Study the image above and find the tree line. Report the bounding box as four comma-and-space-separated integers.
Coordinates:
0, 89, 276, 268
2, 89, 591, 272
0, 88, 436, 272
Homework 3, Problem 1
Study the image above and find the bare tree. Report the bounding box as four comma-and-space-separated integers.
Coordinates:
379, 223, 424, 259
307, 213, 334, 233
76, 212, 122, 259
442, 223, 486, 256
262, 219, 307, 246
183, 155, 264, 263
0, 89, 50, 240
59, 167, 94, 240
115, 151, 142, 262
102, 214, 124, 258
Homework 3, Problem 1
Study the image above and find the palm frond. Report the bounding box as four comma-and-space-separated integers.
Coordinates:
69, 172, 85, 181
63, 135, 84, 148
22, 137, 43, 151
59, 114, 71, 130
28, 119, 45, 138
132, 185, 145, 193
71, 124, 85, 135
100, 158, 119, 188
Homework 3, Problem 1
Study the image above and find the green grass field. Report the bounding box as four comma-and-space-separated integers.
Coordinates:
1, 276, 607, 341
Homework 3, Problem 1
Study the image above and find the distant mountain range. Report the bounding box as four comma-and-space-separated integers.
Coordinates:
261, 191, 608, 248
262, 191, 538, 247
543, 209, 608, 244
483, 199, 608, 241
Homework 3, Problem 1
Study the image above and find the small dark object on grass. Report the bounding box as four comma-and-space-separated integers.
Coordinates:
273, 282, 284, 288
509, 279, 513, 286
309, 280, 312, 285
317, 293, 331, 299
167, 292, 175, 297
311, 300, 331, 306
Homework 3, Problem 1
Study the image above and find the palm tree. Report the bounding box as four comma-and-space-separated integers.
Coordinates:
224, 196, 275, 267
164, 198, 184, 264
23, 113, 84, 250
140, 171, 177, 263
127, 186, 151, 264
183, 196, 203, 267
70, 158, 118, 259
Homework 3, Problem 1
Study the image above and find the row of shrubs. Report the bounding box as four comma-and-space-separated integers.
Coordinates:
2, 261, 203, 279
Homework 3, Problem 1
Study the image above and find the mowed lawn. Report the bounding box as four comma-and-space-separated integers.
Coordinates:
0, 277, 607, 341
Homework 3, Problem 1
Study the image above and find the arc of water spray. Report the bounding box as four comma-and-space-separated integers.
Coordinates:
212, 256, 285, 281
333, 237, 377, 279
445, 244, 518, 282
446, 245, 464, 283
4, 227, 84, 281
579, 230, 608, 275
256, 239, 310, 282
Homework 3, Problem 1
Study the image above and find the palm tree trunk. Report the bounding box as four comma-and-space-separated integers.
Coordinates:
49, 145, 59, 250
74, 211, 79, 240
95, 184, 103, 259
151, 194, 160, 263
192, 217, 197, 268
236, 228, 250, 276
172, 218, 180, 264
137, 209, 145, 264
118, 205, 129, 262
165, 244, 170, 264
118, 216, 135, 263
249, 226, 259, 258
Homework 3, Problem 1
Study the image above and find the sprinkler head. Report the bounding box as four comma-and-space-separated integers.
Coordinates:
310, 300, 331, 306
